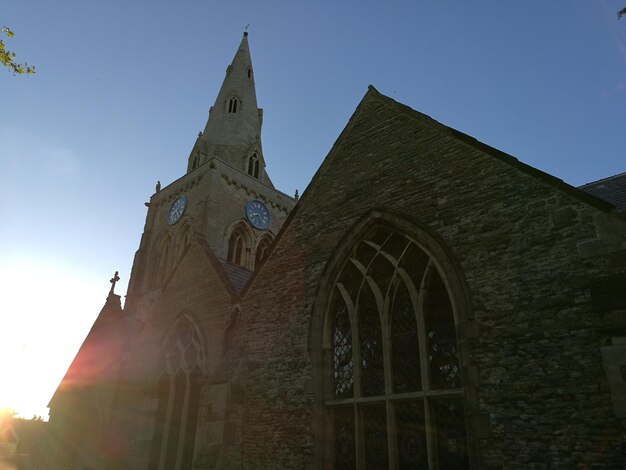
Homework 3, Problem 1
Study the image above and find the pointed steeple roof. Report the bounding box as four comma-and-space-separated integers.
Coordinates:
195, 32, 263, 170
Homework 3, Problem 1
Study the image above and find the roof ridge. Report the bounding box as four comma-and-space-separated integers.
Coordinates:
578, 171, 626, 188
367, 86, 625, 221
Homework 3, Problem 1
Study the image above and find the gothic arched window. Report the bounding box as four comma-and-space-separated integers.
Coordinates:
254, 235, 272, 268
327, 226, 469, 468
228, 97, 238, 114
155, 235, 174, 286
227, 227, 247, 266
176, 223, 191, 261
247, 153, 260, 179
149, 316, 204, 470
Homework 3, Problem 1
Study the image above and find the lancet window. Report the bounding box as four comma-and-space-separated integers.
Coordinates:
149, 316, 204, 470
227, 226, 248, 266
176, 223, 191, 261
254, 235, 273, 268
155, 235, 174, 286
228, 97, 238, 114
247, 153, 260, 179
327, 226, 469, 468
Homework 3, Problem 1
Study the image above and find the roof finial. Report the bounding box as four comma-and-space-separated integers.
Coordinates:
109, 271, 120, 295
244, 24, 250, 36
155, 180, 161, 192
294, 189, 299, 201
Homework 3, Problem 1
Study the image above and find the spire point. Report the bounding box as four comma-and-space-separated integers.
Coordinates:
243, 31, 248, 37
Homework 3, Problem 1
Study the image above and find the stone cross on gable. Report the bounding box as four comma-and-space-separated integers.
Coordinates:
109, 271, 120, 295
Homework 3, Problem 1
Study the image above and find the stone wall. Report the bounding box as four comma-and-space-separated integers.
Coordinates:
233, 89, 626, 467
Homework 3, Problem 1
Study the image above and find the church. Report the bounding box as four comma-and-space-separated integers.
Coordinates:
48, 33, 626, 469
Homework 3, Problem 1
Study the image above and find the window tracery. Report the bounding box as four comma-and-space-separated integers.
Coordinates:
153, 224, 192, 288
149, 316, 204, 470
327, 226, 468, 468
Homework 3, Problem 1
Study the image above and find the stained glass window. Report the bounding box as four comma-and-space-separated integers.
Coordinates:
334, 407, 356, 469
391, 282, 421, 393
332, 299, 354, 399
358, 285, 384, 397
362, 404, 388, 469
327, 226, 468, 468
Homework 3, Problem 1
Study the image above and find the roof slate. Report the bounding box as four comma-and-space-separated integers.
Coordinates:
579, 172, 626, 213
218, 259, 253, 294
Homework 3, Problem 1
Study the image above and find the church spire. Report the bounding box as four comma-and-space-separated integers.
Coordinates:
188, 32, 266, 178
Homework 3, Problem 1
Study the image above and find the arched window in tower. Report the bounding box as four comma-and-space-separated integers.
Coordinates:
176, 223, 191, 262
254, 235, 273, 268
227, 226, 247, 266
149, 316, 204, 470
247, 153, 260, 179
228, 97, 238, 114
155, 235, 174, 286
326, 226, 469, 468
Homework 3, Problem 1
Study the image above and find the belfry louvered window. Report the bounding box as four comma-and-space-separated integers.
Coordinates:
328, 227, 469, 469
247, 153, 260, 179
149, 317, 203, 470
228, 97, 238, 113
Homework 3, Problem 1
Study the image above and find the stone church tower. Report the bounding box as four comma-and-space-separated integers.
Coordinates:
49, 33, 296, 469
127, 31, 293, 306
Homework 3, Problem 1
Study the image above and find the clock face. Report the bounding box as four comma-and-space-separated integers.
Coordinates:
245, 199, 270, 230
167, 196, 187, 225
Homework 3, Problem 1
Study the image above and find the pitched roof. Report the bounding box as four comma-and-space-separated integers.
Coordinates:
218, 259, 253, 294
242, 86, 626, 297
49, 293, 132, 405
578, 172, 626, 213
365, 86, 625, 219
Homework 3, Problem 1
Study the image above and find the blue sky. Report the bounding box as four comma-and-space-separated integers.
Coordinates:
1, 1, 625, 418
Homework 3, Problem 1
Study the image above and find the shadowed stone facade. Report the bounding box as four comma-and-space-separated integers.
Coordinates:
49, 34, 626, 468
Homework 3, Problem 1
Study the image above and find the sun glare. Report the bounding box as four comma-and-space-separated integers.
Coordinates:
0, 260, 105, 420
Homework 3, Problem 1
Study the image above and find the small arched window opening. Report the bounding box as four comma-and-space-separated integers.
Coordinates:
247, 153, 260, 179
155, 235, 174, 286
255, 236, 273, 268
192, 154, 199, 170
325, 226, 469, 468
176, 223, 191, 261
227, 228, 247, 266
149, 317, 204, 470
228, 97, 238, 114
247, 67, 252, 78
